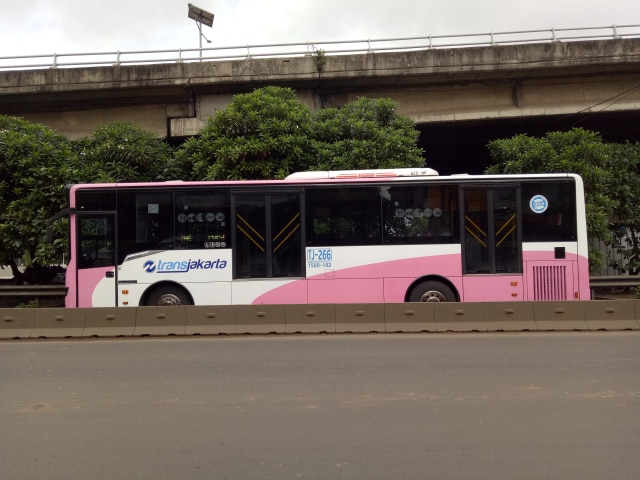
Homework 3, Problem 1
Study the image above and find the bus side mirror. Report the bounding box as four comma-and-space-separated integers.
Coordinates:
47, 207, 75, 243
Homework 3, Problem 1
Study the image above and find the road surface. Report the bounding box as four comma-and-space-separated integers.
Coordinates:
1, 332, 639, 479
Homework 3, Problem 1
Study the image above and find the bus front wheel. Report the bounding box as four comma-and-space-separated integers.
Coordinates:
409, 281, 456, 303
145, 285, 192, 306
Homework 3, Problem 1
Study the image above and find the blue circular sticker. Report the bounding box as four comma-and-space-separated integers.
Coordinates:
529, 195, 549, 214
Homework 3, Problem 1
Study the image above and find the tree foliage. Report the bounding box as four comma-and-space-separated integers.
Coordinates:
485, 128, 638, 273
0, 116, 74, 282
178, 87, 425, 180
607, 142, 640, 275
182, 86, 314, 180
73, 121, 183, 182
310, 97, 424, 170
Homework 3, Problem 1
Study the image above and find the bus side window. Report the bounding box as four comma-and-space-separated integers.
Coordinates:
521, 182, 577, 242
116, 191, 173, 261
78, 216, 115, 269
306, 187, 381, 246
174, 191, 230, 249
382, 184, 458, 244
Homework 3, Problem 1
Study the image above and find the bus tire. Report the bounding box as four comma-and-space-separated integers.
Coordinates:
409, 281, 456, 303
145, 285, 192, 306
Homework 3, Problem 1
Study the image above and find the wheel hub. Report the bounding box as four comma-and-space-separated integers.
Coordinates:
157, 294, 182, 306
419, 290, 447, 302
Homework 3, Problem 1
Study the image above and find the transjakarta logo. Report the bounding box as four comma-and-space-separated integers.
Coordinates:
143, 258, 228, 273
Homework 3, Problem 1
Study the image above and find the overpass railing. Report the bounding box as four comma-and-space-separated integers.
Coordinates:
1, 24, 639, 71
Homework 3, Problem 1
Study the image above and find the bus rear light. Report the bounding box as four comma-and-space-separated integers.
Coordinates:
511, 281, 518, 286
121, 289, 129, 295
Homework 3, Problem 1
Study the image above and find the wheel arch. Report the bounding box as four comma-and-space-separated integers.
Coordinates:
139, 281, 194, 306
404, 275, 460, 302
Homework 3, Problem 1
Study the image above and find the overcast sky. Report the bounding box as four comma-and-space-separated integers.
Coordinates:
1, 0, 638, 58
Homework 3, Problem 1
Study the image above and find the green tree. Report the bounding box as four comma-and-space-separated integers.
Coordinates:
310, 97, 424, 170
607, 141, 640, 275
486, 128, 617, 272
181, 86, 314, 180
73, 121, 183, 182
0, 115, 74, 283
178, 88, 426, 180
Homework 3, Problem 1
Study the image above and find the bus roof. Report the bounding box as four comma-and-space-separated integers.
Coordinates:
66, 172, 582, 192
285, 168, 439, 180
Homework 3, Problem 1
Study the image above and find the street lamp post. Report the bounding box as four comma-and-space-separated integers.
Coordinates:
187, 4, 214, 61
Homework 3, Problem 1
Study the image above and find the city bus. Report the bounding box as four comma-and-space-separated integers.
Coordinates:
53, 169, 590, 307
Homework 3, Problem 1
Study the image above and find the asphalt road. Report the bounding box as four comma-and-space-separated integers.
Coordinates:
1, 332, 639, 480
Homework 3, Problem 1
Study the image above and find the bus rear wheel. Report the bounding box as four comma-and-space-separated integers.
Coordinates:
145, 285, 192, 306
409, 281, 456, 303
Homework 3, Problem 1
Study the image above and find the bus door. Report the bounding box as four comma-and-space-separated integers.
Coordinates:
461, 187, 523, 301
75, 213, 117, 307
233, 192, 303, 279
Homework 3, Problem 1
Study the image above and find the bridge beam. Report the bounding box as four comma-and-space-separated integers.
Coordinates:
0, 38, 639, 140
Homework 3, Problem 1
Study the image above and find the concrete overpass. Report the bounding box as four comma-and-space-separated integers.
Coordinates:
1, 36, 639, 174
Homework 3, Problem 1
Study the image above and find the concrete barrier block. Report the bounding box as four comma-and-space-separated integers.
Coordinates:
484, 302, 537, 332
32, 308, 85, 338
335, 304, 385, 333
285, 304, 336, 334
434, 303, 487, 332
0, 308, 36, 339
384, 303, 436, 332
236, 305, 286, 334
585, 300, 640, 331
82, 308, 136, 337
185, 305, 236, 335
534, 302, 588, 331
133, 306, 187, 336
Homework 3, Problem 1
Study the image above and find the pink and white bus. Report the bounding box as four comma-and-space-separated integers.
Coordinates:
56, 169, 590, 307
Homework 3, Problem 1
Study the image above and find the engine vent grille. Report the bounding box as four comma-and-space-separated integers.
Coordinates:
532, 265, 567, 301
